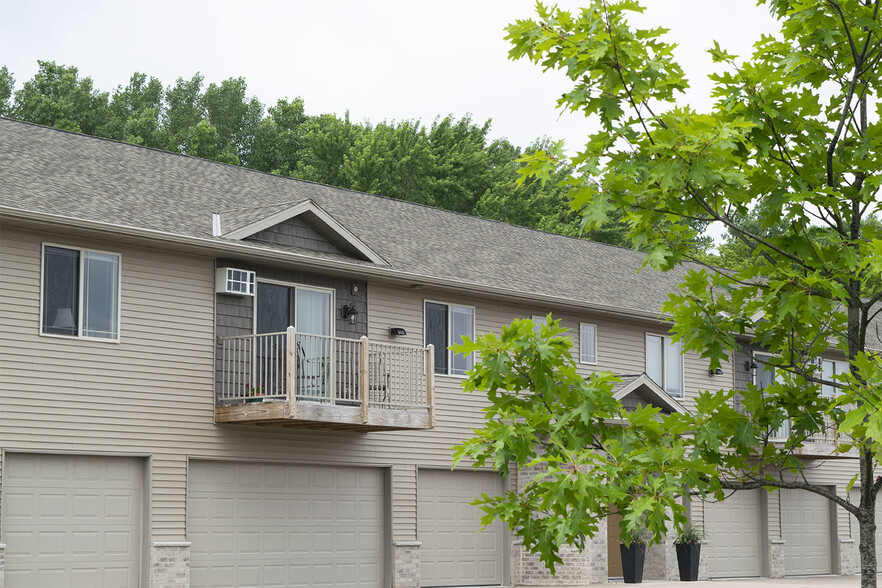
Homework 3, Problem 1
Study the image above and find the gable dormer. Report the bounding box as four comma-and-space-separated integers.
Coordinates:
215, 199, 386, 264
612, 373, 689, 415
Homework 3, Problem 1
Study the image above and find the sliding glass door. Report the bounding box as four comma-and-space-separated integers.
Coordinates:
255, 282, 333, 400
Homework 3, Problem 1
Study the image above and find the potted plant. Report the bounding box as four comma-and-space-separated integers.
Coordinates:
619, 527, 649, 584
244, 384, 264, 403
674, 523, 704, 581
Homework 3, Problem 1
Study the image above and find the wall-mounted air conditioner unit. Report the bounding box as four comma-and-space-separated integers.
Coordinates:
216, 267, 255, 296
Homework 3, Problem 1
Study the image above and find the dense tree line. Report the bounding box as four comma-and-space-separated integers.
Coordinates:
0, 61, 633, 246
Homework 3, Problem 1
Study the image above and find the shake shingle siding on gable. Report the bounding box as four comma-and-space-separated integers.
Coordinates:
245, 216, 346, 256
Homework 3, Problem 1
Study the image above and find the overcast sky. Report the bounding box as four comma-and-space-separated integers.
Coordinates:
1, 0, 779, 153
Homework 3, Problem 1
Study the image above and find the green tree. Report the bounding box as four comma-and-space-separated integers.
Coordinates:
13, 61, 109, 135
429, 115, 494, 214
344, 119, 436, 204
0, 66, 14, 117
164, 73, 207, 154
477, 138, 633, 245
107, 72, 166, 148
248, 98, 310, 176
203, 77, 263, 166
297, 111, 365, 187
456, 2, 882, 586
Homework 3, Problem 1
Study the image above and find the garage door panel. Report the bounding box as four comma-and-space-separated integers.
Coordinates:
418, 470, 504, 587
188, 461, 383, 588
705, 490, 762, 578
782, 488, 832, 575
2, 454, 143, 588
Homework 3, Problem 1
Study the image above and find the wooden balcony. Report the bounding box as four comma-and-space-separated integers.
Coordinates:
793, 410, 858, 459
216, 328, 435, 431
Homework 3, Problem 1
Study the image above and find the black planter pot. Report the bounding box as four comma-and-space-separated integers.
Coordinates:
676, 542, 701, 581
620, 542, 646, 584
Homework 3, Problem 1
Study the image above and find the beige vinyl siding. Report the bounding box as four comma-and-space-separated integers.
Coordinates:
0, 228, 216, 541
0, 226, 861, 559
392, 464, 418, 542
369, 283, 732, 416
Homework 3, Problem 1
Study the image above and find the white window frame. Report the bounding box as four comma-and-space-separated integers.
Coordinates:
753, 352, 790, 439
645, 333, 684, 398
819, 358, 849, 398
532, 314, 548, 335
252, 278, 336, 337
579, 322, 597, 365
40, 242, 122, 343
425, 299, 476, 377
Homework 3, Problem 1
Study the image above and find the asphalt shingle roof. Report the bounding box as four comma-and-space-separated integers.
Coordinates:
0, 118, 696, 317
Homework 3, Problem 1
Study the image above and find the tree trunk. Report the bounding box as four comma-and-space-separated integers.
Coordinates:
859, 449, 877, 588
858, 507, 877, 588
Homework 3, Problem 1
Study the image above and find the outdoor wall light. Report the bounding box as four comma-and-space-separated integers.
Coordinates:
389, 327, 407, 337
708, 367, 724, 376
342, 304, 359, 325
745, 360, 758, 372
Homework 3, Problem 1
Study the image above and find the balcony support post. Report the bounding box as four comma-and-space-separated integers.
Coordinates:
360, 335, 369, 424
286, 326, 296, 413
426, 344, 435, 428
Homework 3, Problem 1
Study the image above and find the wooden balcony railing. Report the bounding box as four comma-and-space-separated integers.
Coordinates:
217, 327, 435, 429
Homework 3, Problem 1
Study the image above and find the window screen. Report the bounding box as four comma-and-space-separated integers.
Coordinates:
425, 302, 448, 374
43, 246, 80, 336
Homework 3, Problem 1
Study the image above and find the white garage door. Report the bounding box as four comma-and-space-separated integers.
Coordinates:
418, 469, 505, 587
782, 488, 832, 575
188, 461, 384, 588
705, 490, 762, 578
2, 453, 143, 588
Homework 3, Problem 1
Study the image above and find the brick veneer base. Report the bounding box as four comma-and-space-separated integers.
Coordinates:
768, 539, 785, 578
150, 542, 190, 588
839, 539, 858, 576
392, 541, 421, 588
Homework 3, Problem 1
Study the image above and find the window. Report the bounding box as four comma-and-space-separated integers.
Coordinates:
532, 315, 547, 335
42, 245, 120, 340
820, 359, 849, 398
580, 323, 597, 364
255, 281, 333, 336
646, 333, 683, 397
425, 302, 474, 375
755, 353, 790, 439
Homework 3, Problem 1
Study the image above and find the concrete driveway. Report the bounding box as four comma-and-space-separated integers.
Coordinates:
607, 577, 860, 587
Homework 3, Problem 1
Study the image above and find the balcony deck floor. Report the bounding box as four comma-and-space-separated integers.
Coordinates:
215, 399, 432, 431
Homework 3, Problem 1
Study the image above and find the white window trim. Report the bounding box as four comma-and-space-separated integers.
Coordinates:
40, 242, 122, 343
645, 332, 684, 398
819, 357, 849, 398
425, 299, 476, 378
579, 322, 598, 365
252, 278, 336, 337
532, 314, 548, 331
753, 352, 791, 440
